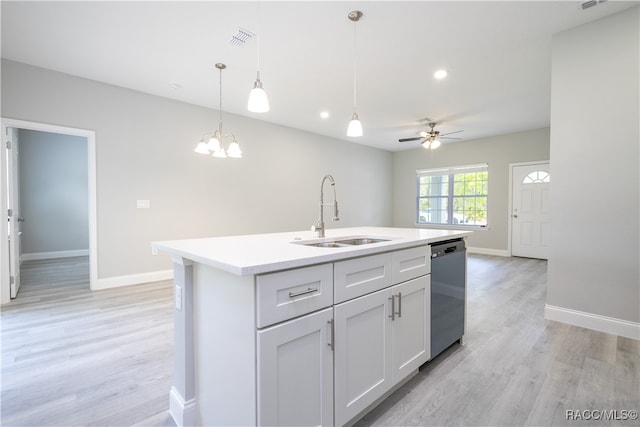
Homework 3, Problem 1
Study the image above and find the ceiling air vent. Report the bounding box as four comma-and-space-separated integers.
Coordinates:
230, 28, 254, 46
581, 0, 607, 10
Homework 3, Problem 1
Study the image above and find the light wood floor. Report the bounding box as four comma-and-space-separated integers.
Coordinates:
354, 255, 640, 427
1, 257, 175, 426
1, 255, 638, 427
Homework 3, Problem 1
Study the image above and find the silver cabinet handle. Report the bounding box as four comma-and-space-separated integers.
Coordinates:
396, 292, 402, 318
327, 319, 334, 351
388, 295, 395, 321
288, 287, 318, 298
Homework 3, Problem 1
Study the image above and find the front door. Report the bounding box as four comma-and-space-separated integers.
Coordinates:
511, 162, 550, 259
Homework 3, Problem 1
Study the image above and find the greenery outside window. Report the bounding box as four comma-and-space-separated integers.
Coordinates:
416, 164, 488, 228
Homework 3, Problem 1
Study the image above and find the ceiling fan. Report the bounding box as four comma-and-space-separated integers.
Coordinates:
398, 122, 463, 149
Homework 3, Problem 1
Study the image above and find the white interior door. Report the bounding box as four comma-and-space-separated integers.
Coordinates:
511, 162, 550, 259
6, 127, 22, 297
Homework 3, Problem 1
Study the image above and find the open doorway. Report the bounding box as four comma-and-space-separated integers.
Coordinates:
1, 119, 97, 304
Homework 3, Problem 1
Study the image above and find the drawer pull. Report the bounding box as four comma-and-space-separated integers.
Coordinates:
396, 292, 402, 318
288, 287, 318, 298
388, 295, 396, 321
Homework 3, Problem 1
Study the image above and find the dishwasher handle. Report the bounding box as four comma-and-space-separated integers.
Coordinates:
431, 239, 466, 258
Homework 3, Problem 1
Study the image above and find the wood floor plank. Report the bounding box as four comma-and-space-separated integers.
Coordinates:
1, 257, 174, 427
354, 255, 640, 427
3, 255, 639, 427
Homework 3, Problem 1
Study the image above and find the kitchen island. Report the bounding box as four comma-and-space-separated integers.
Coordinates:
153, 226, 471, 427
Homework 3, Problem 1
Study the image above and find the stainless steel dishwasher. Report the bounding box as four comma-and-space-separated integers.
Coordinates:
429, 239, 466, 360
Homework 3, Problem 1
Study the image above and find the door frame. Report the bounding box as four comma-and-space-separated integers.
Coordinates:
1, 118, 97, 304
507, 160, 550, 257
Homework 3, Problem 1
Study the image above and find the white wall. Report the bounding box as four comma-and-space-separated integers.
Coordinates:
547, 8, 639, 332
1, 59, 393, 283
392, 128, 550, 252
18, 129, 89, 257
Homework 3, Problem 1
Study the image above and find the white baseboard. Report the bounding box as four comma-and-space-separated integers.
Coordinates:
466, 247, 510, 257
545, 304, 640, 340
92, 269, 173, 290
169, 387, 196, 427
21, 249, 90, 261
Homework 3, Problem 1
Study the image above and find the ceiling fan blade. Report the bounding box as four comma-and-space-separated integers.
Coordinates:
440, 130, 463, 137
399, 137, 422, 142
440, 137, 462, 140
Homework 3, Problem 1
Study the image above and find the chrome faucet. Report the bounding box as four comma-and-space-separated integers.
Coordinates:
312, 174, 339, 238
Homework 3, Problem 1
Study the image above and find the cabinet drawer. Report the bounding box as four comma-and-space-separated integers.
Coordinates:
256, 264, 333, 328
334, 253, 392, 303
392, 245, 430, 284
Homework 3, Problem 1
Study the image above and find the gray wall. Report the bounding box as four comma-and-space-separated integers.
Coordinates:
18, 129, 89, 254
392, 128, 550, 251
1, 59, 393, 280
548, 8, 639, 323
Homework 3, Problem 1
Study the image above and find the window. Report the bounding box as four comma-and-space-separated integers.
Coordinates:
416, 164, 488, 227
523, 171, 550, 184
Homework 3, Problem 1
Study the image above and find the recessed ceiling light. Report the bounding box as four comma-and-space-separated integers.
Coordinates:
320, 111, 330, 119
434, 69, 448, 80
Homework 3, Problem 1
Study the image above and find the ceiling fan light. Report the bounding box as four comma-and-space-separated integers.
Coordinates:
434, 69, 448, 80
248, 77, 270, 112
227, 140, 243, 158
347, 113, 363, 137
194, 141, 210, 154
430, 139, 441, 149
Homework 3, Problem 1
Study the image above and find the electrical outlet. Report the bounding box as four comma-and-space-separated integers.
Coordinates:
151, 247, 158, 256
136, 199, 150, 209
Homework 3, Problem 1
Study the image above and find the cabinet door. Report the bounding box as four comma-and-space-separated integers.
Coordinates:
334, 288, 392, 426
257, 308, 334, 426
391, 275, 430, 382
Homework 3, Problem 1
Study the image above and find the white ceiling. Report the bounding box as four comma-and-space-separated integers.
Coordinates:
2, 1, 638, 151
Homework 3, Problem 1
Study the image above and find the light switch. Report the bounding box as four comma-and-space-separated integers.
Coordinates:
175, 285, 182, 311
136, 199, 150, 209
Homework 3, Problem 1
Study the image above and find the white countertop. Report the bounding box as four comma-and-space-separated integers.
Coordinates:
152, 227, 472, 276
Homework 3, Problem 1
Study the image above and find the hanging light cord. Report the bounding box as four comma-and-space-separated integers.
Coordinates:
218, 65, 223, 131
256, 1, 261, 80
352, 19, 357, 113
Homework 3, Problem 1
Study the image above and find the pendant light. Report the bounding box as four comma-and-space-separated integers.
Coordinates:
194, 63, 242, 158
346, 10, 363, 137
248, 1, 270, 113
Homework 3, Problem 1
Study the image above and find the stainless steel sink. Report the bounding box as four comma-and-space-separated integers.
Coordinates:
293, 236, 391, 248
334, 238, 388, 245
305, 242, 352, 248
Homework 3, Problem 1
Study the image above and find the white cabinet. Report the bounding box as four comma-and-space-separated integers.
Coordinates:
390, 276, 430, 381
391, 245, 430, 283
334, 287, 392, 425
334, 253, 392, 303
257, 245, 431, 427
257, 307, 334, 427
256, 263, 333, 328
334, 247, 431, 426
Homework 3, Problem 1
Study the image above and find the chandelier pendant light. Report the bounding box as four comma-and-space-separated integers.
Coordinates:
248, 1, 270, 113
194, 63, 242, 158
346, 10, 363, 137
